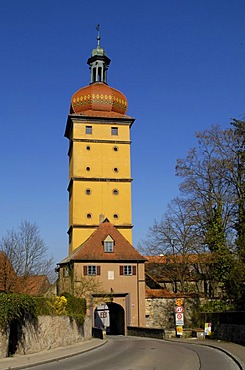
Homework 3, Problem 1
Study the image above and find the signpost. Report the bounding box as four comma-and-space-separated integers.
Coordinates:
175, 299, 184, 336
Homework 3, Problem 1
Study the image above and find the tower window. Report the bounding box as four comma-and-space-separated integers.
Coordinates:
86, 126, 92, 134
86, 167, 90, 171
112, 189, 119, 195
113, 214, 119, 220
114, 167, 118, 173
85, 189, 91, 195
98, 67, 102, 82
113, 146, 119, 152
87, 213, 92, 219
111, 127, 118, 136
86, 146, 91, 150
92, 68, 96, 83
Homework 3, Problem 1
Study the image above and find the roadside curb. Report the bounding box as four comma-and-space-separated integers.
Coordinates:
165, 338, 245, 370
0, 339, 108, 370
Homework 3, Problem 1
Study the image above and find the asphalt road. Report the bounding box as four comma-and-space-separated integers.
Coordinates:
30, 336, 240, 370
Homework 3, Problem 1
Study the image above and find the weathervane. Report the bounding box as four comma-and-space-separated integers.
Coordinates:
96, 24, 101, 47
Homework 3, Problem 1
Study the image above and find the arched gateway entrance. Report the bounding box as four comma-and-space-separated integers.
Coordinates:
94, 302, 125, 335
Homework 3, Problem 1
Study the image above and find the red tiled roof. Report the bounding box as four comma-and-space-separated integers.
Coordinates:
0, 252, 51, 296
0, 251, 18, 292
145, 289, 176, 298
145, 289, 202, 299
17, 275, 51, 296
145, 254, 210, 264
60, 219, 146, 263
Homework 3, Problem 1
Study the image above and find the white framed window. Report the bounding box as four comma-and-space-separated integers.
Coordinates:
104, 241, 114, 253
124, 265, 132, 275
88, 266, 97, 275
84, 265, 101, 276
120, 265, 136, 276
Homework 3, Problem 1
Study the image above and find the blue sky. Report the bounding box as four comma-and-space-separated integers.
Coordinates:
0, 0, 244, 263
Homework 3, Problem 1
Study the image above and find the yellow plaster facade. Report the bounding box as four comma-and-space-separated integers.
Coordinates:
66, 116, 134, 254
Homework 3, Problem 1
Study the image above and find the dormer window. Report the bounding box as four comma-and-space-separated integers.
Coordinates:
104, 241, 113, 252
103, 235, 114, 253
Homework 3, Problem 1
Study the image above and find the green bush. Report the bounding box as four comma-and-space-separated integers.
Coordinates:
200, 300, 234, 313
34, 293, 86, 324
34, 297, 56, 315
60, 292, 86, 324
0, 293, 36, 328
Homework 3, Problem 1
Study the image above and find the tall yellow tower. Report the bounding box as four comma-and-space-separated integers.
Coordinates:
65, 29, 135, 254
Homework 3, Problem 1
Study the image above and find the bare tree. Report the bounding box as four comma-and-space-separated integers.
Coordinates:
176, 125, 235, 243
0, 221, 55, 291
141, 198, 202, 293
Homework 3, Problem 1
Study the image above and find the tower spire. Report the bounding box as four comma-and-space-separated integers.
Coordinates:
87, 25, 111, 84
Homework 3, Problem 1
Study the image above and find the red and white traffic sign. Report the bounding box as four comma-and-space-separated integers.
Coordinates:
175, 313, 184, 326
175, 306, 184, 313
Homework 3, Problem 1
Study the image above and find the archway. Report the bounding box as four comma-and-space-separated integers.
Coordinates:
107, 302, 125, 335
94, 302, 125, 335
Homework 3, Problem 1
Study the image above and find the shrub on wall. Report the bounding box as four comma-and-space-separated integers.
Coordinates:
201, 300, 234, 313
48, 296, 68, 315
0, 293, 36, 328
34, 294, 86, 324
60, 292, 86, 324
34, 297, 56, 315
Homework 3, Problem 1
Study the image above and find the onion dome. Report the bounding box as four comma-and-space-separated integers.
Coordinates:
71, 82, 128, 115
70, 25, 128, 116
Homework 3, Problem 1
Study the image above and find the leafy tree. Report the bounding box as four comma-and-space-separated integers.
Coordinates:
144, 123, 245, 305
230, 119, 245, 262
0, 221, 55, 292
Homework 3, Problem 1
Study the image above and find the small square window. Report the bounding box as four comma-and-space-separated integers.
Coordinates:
104, 241, 114, 253
111, 127, 118, 135
86, 126, 92, 134
124, 266, 132, 275
88, 266, 97, 275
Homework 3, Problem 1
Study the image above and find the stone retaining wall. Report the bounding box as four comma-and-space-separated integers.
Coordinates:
0, 315, 92, 358
127, 326, 165, 339
0, 327, 9, 359
145, 296, 203, 329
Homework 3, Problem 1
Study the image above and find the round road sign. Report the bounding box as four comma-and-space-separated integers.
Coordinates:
175, 306, 184, 313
